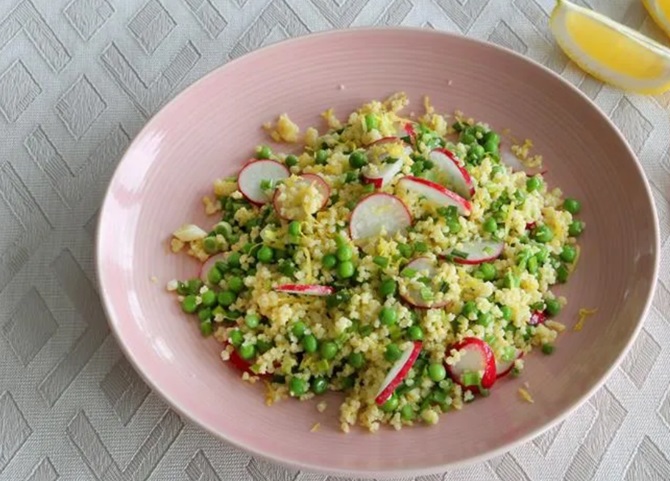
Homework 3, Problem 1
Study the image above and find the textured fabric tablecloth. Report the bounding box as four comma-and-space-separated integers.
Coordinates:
1, 0, 670, 479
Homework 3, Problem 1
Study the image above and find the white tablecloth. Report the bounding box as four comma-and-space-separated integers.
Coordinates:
1, 0, 669, 479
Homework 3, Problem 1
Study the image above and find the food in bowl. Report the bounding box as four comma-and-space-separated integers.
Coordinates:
166, 93, 585, 432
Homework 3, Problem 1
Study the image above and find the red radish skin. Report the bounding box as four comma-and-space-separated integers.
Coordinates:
495, 350, 523, 379
525, 222, 536, 232
228, 349, 255, 375
398, 176, 472, 216
361, 160, 404, 188
398, 123, 417, 143
398, 257, 450, 309
446, 337, 497, 392
200, 254, 225, 282
237, 159, 289, 205
375, 341, 422, 405
272, 174, 330, 220
349, 193, 412, 241
528, 310, 547, 326
429, 148, 475, 199
274, 284, 335, 296
451, 240, 504, 265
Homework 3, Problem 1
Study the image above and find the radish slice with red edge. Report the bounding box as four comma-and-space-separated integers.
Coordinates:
237, 160, 289, 205
500, 147, 547, 177
429, 148, 475, 199
375, 341, 422, 405
349, 193, 412, 241
272, 174, 330, 220
274, 284, 335, 296
450, 240, 504, 265
398, 176, 471, 216
495, 348, 522, 378
397, 122, 417, 143
200, 253, 225, 283
528, 310, 546, 326
228, 348, 255, 375
398, 257, 449, 308
362, 160, 404, 188
446, 337, 497, 392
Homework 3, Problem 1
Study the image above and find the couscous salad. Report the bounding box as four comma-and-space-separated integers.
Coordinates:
167, 93, 584, 432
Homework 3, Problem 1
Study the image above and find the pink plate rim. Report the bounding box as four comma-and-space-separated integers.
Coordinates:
96, 27, 660, 478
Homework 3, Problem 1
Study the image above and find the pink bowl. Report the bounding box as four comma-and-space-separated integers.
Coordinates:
97, 28, 658, 477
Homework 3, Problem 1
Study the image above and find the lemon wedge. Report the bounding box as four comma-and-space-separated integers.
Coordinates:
550, 0, 670, 94
643, 0, 670, 38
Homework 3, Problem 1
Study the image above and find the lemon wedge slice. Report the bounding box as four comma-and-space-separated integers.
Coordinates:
643, 0, 670, 38
550, 0, 670, 94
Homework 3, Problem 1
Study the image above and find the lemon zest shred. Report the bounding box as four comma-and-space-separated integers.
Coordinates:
518, 387, 535, 404
574, 307, 598, 332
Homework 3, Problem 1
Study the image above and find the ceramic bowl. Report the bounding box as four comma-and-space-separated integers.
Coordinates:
97, 28, 658, 478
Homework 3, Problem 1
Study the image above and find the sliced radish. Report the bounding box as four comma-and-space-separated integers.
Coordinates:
495, 348, 522, 379
525, 221, 536, 232
237, 160, 289, 205
398, 257, 449, 309
228, 348, 255, 375
272, 174, 330, 220
446, 337, 496, 391
398, 122, 417, 143
349, 193, 412, 241
451, 240, 504, 265
528, 310, 546, 326
274, 284, 335, 296
362, 160, 404, 188
398, 176, 471, 216
429, 148, 475, 199
200, 254, 225, 283
375, 341, 422, 405
501, 147, 546, 177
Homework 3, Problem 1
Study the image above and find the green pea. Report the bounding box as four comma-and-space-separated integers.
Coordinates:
503, 271, 520, 288
483, 131, 500, 145
379, 278, 397, 297
385, 343, 402, 362
536, 246, 549, 263
348, 352, 365, 369
349, 151, 368, 168
322, 254, 337, 269
336, 244, 353, 262
428, 363, 446, 382
203, 236, 218, 254
207, 266, 222, 285
563, 198, 581, 215
292, 321, 307, 338
460, 132, 477, 145
256, 245, 274, 263
483, 217, 497, 233
414, 241, 428, 253
201, 290, 217, 307
541, 343, 554, 355
478, 262, 496, 281
320, 341, 338, 360
545, 298, 561, 316
311, 377, 328, 394
527, 255, 539, 274
181, 295, 198, 314
229, 329, 243, 347
401, 404, 415, 420
556, 264, 569, 283
285, 154, 298, 167
217, 290, 236, 307
257, 145, 272, 159
238, 343, 256, 360
469, 144, 485, 160
211, 306, 225, 320
533, 225, 554, 243
257, 339, 272, 353
462, 300, 478, 317
447, 219, 461, 234
337, 261, 355, 279
228, 276, 244, 293
365, 114, 379, 131
198, 308, 212, 322
501, 305, 513, 321
560, 245, 577, 263
477, 311, 493, 327
379, 307, 397, 326
568, 220, 584, 237
288, 221, 301, 237
398, 243, 413, 258
186, 278, 203, 294
245, 314, 260, 329
483, 140, 499, 154
408, 325, 424, 341
302, 334, 318, 353
200, 320, 213, 336
381, 394, 399, 412
373, 256, 389, 268
289, 377, 308, 396
526, 176, 542, 192
228, 252, 241, 268
315, 149, 329, 165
